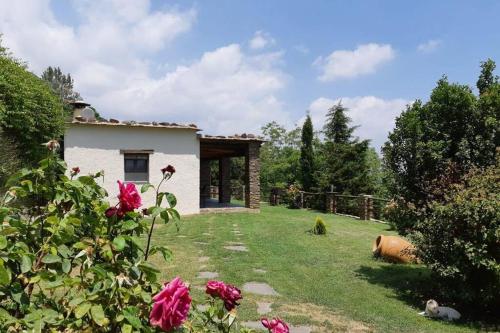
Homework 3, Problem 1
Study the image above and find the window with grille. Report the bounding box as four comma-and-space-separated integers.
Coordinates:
124, 153, 149, 182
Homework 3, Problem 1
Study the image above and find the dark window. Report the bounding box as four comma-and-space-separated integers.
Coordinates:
124, 154, 149, 182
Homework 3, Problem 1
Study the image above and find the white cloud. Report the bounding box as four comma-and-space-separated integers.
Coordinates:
417, 39, 442, 54
307, 96, 410, 150
249, 30, 275, 50
314, 43, 395, 81
0, 1, 291, 135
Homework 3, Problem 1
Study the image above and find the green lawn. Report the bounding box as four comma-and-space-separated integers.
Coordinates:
147, 204, 487, 333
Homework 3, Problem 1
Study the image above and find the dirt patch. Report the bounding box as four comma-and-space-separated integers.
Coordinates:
280, 303, 372, 333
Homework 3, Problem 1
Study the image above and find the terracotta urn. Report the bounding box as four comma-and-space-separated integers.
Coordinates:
372, 235, 417, 263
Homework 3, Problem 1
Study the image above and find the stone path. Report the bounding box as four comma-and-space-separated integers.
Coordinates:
198, 256, 210, 262
243, 282, 279, 296
253, 268, 267, 274
256, 301, 272, 314
224, 245, 248, 252
197, 271, 219, 279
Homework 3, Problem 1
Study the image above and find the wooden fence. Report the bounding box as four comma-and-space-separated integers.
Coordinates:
270, 189, 390, 222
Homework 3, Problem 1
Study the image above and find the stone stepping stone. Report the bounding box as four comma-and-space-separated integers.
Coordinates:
225, 241, 245, 246
198, 256, 210, 262
202, 232, 211, 236
224, 245, 248, 252
242, 282, 279, 296
253, 268, 267, 274
199, 264, 207, 269
176, 235, 187, 238
194, 241, 208, 245
243, 322, 311, 333
256, 301, 272, 314
197, 271, 219, 279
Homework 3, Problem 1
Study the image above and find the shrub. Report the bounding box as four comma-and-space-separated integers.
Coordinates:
411, 158, 500, 314
312, 216, 327, 235
383, 198, 422, 235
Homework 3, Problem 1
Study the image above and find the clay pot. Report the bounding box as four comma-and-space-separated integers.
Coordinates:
372, 235, 417, 263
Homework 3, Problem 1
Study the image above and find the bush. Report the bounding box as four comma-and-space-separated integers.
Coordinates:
411, 158, 500, 314
0, 55, 65, 164
383, 198, 422, 235
312, 216, 327, 235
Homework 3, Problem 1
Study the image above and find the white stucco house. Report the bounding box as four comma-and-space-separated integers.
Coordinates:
64, 101, 263, 215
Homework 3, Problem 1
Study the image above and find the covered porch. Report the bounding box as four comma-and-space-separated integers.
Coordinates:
199, 135, 264, 212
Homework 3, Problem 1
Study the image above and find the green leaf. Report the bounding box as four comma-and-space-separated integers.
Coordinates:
150, 206, 163, 218
169, 208, 180, 220
160, 210, 170, 224
69, 297, 85, 308
122, 324, 133, 333
75, 302, 91, 319
166, 193, 177, 208
62, 259, 71, 274
122, 307, 143, 329
0, 236, 7, 250
150, 246, 172, 261
112, 236, 126, 251
0, 266, 11, 286
41, 254, 61, 264
21, 255, 32, 273
141, 183, 154, 193
91, 305, 108, 327
121, 220, 138, 231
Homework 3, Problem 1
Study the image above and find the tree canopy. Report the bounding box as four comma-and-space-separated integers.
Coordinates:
300, 115, 315, 190
0, 40, 65, 165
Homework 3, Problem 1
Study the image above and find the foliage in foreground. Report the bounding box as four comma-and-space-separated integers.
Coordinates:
410, 157, 500, 314
0, 144, 288, 332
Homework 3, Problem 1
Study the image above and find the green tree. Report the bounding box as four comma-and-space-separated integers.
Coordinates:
0, 40, 65, 165
384, 71, 498, 206
41, 66, 81, 103
300, 114, 315, 190
476, 58, 499, 95
260, 121, 301, 196
321, 102, 372, 194
324, 102, 356, 144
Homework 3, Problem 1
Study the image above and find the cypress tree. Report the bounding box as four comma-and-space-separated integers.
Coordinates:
300, 114, 315, 190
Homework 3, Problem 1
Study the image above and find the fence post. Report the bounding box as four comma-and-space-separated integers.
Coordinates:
300, 191, 304, 209
358, 195, 373, 220
325, 192, 338, 214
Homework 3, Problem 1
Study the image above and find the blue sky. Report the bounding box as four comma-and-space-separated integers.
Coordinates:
1, 0, 499, 150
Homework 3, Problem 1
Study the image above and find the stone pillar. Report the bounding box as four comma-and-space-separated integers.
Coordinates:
358, 195, 373, 220
325, 192, 338, 214
219, 158, 231, 203
245, 142, 261, 209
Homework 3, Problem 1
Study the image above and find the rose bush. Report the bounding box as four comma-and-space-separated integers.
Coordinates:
0, 141, 290, 332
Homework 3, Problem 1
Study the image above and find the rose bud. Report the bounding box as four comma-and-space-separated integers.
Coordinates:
161, 165, 176, 174
71, 167, 80, 176
105, 207, 118, 218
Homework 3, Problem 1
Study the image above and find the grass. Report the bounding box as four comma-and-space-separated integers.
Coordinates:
147, 204, 491, 333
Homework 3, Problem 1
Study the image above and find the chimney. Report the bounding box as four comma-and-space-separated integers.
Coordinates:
70, 100, 95, 121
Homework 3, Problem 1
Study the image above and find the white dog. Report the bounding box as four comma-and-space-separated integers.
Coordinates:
419, 299, 461, 321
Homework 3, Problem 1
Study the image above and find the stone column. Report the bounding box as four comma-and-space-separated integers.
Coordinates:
245, 142, 261, 209
358, 195, 373, 220
200, 160, 211, 207
219, 158, 231, 204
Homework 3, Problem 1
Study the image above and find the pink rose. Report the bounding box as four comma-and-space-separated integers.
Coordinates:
117, 181, 141, 212
150, 277, 191, 331
261, 318, 289, 333
205, 280, 242, 311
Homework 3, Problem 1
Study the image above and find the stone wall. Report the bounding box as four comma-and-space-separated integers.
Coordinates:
245, 142, 261, 209
219, 158, 231, 203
